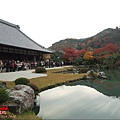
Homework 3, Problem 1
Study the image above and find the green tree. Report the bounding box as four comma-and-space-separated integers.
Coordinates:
51, 51, 63, 62
73, 56, 84, 66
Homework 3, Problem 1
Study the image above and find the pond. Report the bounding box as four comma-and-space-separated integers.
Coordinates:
37, 80, 120, 119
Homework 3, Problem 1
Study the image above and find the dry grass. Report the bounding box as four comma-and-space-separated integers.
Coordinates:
6, 81, 15, 88
30, 67, 85, 89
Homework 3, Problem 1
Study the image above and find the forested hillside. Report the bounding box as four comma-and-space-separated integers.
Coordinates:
49, 28, 120, 51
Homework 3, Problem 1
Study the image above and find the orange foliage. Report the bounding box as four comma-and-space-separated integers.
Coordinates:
83, 51, 94, 60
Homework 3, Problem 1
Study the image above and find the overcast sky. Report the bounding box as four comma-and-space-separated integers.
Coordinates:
0, 0, 120, 48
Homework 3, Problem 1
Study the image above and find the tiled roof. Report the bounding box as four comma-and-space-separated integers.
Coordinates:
0, 19, 53, 53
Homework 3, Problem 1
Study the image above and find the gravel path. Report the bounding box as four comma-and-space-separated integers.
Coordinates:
0, 67, 63, 81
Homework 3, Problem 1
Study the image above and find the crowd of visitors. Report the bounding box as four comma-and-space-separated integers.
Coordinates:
0, 60, 64, 73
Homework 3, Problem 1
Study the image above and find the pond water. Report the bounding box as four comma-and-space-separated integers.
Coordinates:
37, 83, 120, 119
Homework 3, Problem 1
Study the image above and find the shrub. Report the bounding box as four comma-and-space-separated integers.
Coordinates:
0, 88, 10, 104
14, 77, 30, 85
35, 67, 47, 73
80, 68, 88, 73
82, 61, 88, 65
27, 83, 39, 95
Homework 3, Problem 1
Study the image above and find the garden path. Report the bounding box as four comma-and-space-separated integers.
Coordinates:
0, 67, 63, 81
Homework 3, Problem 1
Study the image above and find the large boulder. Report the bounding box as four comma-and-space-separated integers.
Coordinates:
7, 85, 35, 113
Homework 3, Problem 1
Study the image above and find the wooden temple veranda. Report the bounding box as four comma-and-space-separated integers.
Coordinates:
0, 19, 52, 61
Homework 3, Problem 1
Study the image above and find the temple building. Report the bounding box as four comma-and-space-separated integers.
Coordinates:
0, 19, 52, 61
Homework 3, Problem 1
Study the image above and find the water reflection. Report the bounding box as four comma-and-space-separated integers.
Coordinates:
36, 70, 120, 119
37, 84, 120, 119
65, 77, 120, 98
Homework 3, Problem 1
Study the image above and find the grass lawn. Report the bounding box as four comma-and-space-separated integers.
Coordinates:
0, 66, 85, 120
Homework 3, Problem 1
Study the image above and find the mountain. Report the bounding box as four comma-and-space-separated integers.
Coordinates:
82, 28, 120, 49
49, 38, 85, 52
49, 28, 120, 52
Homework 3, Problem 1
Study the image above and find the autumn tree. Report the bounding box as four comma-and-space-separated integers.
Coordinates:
63, 47, 78, 62
76, 49, 86, 57
83, 51, 94, 60
93, 48, 104, 55
104, 43, 116, 53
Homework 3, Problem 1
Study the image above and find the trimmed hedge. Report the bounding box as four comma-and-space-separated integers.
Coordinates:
14, 77, 30, 85
35, 67, 47, 73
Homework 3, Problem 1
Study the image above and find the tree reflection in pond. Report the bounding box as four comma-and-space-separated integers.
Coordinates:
66, 70, 120, 98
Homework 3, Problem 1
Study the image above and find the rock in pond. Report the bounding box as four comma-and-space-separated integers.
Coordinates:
87, 70, 108, 80
98, 72, 108, 79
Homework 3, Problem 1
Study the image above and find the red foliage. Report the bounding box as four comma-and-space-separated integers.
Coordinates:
93, 43, 118, 57
76, 49, 86, 56
63, 47, 78, 62
93, 48, 104, 55
104, 43, 116, 53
